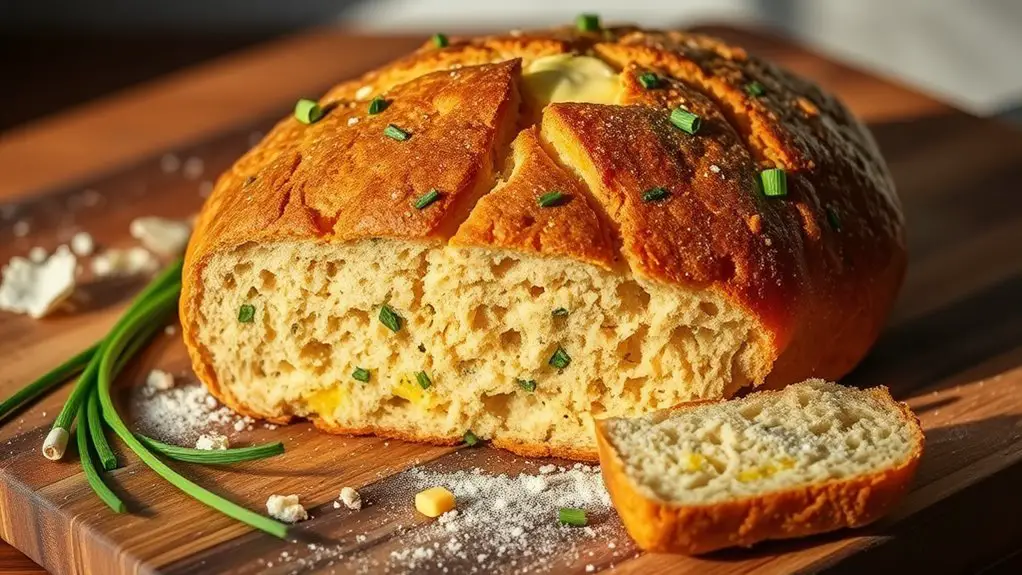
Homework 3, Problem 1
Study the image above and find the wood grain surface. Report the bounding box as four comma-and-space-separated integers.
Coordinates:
2, 25, 1021, 575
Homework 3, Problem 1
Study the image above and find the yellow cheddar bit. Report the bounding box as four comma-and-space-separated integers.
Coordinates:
777, 456, 796, 470
304, 387, 344, 422
738, 468, 763, 483
522, 54, 620, 108
415, 486, 456, 518
685, 453, 705, 471
394, 374, 432, 406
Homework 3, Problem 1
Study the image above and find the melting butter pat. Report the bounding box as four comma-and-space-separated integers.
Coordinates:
522, 54, 620, 107
305, 387, 344, 421
394, 374, 432, 406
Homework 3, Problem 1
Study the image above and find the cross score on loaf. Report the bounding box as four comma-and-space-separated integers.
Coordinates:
180, 26, 905, 461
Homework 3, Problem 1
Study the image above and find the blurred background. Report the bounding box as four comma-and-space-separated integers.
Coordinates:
3, 0, 1022, 131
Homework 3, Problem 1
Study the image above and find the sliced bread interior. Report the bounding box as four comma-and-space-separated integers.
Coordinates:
595, 379, 924, 554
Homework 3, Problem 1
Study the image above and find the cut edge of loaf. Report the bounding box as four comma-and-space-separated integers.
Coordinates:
595, 380, 924, 554
189, 239, 773, 460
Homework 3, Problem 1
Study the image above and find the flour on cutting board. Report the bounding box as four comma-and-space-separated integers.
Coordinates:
129, 381, 258, 444
260, 461, 632, 574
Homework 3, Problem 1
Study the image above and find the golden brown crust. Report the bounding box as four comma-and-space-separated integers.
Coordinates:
451, 127, 617, 269
595, 386, 924, 554
182, 25, 905, 456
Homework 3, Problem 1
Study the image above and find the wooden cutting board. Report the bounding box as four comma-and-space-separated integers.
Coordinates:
3, 26, 1022, 575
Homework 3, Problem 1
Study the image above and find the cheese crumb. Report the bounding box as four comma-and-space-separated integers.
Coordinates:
0, 246, 76, 318
129, 216, 192, 257
195, 432, 229, 450
333, 501, 341, 509
266, 494, 308, 523
355, 85, 373, 100
415, 486, 456, 518
339, 486, 362, 510
145, 369, 175, 392
28, 247, 47, 263
70, 232, 95, 256
347, 117, 360, 126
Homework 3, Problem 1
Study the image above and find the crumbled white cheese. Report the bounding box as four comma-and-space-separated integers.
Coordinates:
347, 117, 360, 126
0, 246, 76, 318
355, 85, 373, 100
266, 494, 308, 523
28, 247, 47, 263
333, 501, 341, 509
145, 369, 175, 392
339, 487, 362, 510
70, 232, 95, 256
195, 432, 229, 450
129, 216, 192, 257
91, 247, 157, 277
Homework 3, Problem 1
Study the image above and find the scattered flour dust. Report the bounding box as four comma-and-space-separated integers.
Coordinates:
261, 459, 630, 574
129, 382, 256, 444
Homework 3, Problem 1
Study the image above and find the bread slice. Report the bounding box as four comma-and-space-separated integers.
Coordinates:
595, 380, 923, 554
181, 26, 906, 460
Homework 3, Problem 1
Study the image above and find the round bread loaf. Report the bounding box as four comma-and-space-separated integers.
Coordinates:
181, 25, 905, 461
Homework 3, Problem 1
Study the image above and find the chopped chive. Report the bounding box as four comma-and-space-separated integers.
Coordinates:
517, 379, 537, 392
538, 191, 566, 207
559, 507, 587, 526
552, 307, 569, 318
368, 97, 388, 115
384, 124, 410, 141
670, 108, 701, 135
759, 168, 787, 198
238, 304, 255, 323
638, 72, 661, 89
415, 188, 441, 210
745, 81, 766, 97
379, 305, 403, 333
549, 346, 571, 370
352, 367, 371, 383
576, 13, 600, 32
415, 371, 432, 390
463, 430, 480, 446
294, 99, 324, 125
826, 206, 842, 231
432, 33, 449, 48
138, 435, 285, 465
642, 187, 670, 203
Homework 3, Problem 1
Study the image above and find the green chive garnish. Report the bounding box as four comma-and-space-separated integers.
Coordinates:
517, 379, 537, 392
826, 206, 842, 231
294, 99, 324, 124
238, 304, 255, 323
552, 308, 569, 317
576, 13, 600, 32
464, 430, 480, 446
384, 124, 410, 141
138, 435, 285, 465
638, 72, 661, 89
642, 187, 670, 203
379, 304, 402, 332
549, 346, 571, 370
352, 367, 371, 383
745, 81, 766, 97
416, 371, 432, 390
368, 97, 388, 115
415, 188, 441, 210
538, 191, 566, 207
559, 507, 587, 526
432, 33, 449, 48
760, 168, 787, 198
670, 108, 701, 135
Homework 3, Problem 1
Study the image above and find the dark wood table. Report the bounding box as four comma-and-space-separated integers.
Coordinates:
2, 25, 1021, 574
